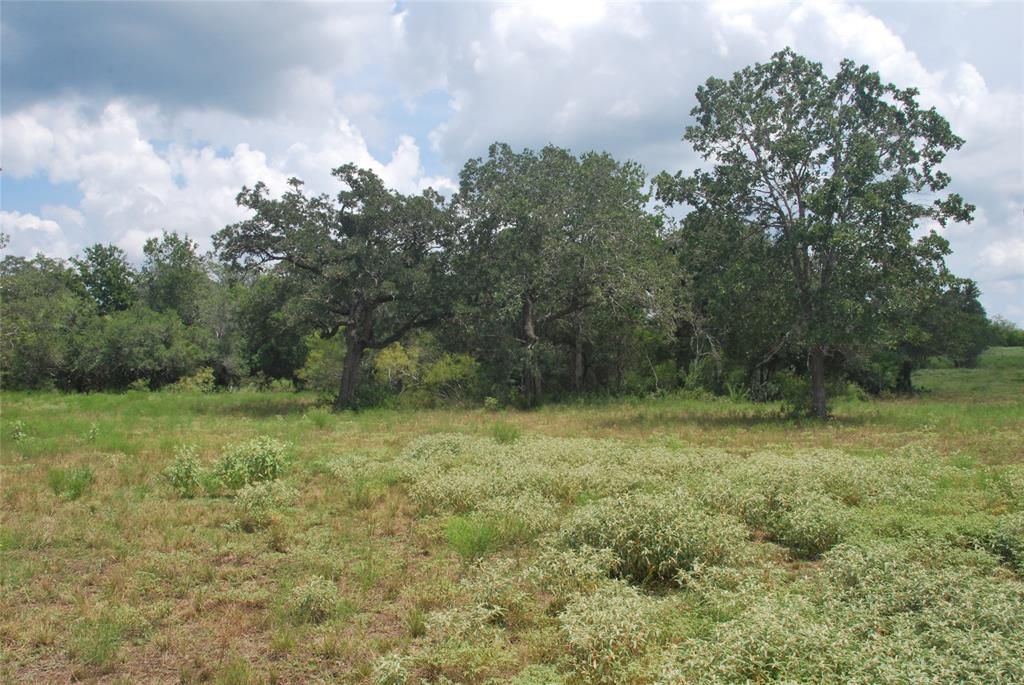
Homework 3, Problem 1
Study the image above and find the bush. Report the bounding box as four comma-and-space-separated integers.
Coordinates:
371, 654, 409, 685
166, 366, 216, 393
234, 481, 296, 531
742, 488, 848, 558
558, 491, 747, 585
163, 445, 201, 498
528, 546, 620, 609
47, 466, 95, 501
211, 436, 289, 492
559, 581, 655, 684
288, 575, 343, 624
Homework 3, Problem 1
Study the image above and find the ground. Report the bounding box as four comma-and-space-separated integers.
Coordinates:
1, 349, 1022, 684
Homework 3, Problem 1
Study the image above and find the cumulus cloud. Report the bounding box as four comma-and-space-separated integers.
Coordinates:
0, 0, 1020, 320
1, 99, 452, 259
0, 210, 73, 257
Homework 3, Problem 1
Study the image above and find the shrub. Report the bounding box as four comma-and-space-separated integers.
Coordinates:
288, 575, 342, 624
371, 654, 409, 685
163, 445, 201, 498
559, 581, 655, 684
528, 546, 620, 609
211, 436, 289, 492
558, 492, 747, 585
234, 481, 296, 531
166, 366, 215, 393
47, 466, 95, 501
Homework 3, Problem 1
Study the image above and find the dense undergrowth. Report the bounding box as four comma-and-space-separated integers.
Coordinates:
1, 349, 1022, 683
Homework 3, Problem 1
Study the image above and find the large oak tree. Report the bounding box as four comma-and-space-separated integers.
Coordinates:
215, 165, 455, 409
657, 48, 973, 417
456, 143, 673, 405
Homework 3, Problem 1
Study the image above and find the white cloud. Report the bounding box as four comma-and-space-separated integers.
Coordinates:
1, 0, 1020, 320
0, 210, 73, 257
978, 237, 1024, 282
1, 98, 454, 259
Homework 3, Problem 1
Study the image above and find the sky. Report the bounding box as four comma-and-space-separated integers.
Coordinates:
1, 0, 1022, 323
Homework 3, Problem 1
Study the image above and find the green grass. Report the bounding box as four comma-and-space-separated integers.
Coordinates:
0, 347, 1021, 683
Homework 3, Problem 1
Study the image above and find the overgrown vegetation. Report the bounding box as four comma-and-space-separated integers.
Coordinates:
1, 349, 1021, 682
3, 51, 1019, 416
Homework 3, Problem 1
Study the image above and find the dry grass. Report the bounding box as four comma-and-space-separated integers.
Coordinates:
0, 349, 1021, 683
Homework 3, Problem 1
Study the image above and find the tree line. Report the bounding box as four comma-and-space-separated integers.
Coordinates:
2, 50, 1017, 416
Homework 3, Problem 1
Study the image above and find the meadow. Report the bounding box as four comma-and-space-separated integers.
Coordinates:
1, 348, 1022, 684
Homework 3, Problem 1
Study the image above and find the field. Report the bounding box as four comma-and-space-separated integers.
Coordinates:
1, 349, 1022, 684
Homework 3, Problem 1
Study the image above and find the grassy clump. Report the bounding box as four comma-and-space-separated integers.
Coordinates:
70, 617, 123, 674
491, 420, 521, 444
234, 481, 295, 531
559, 581, 655, 684
444, 514, 505, 561
47, 466, 95, 501
558, 491, 747, 585
287, 576, 344, 624
662, 541, 1024, 683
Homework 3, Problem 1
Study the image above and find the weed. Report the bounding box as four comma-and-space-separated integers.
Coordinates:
559, 581, 655, 684
70, 618, 122, 673
163, 445, 201, 498
211, 436, 289, 492
47, 466, 95, 501
9, 419, 28, 442
491, 420, 521, 444
234, 481, 296, 531
371, 653, 409, 685
558, 492, 747, 584
444, 514, 504, 560
288, 576, 343, 624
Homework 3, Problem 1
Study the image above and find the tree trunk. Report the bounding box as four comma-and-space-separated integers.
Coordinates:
334, 309, 374, 411
573, 316, 584, 393
808, 345, 828, 418
334, 335, 365, 411
895, 360, 913, 395
521, 296, 541, 406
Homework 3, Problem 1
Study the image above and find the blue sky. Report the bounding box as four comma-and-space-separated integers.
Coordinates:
2, 1, 1022, 323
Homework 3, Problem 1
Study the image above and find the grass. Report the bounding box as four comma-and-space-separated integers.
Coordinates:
0, 348, 1021, 683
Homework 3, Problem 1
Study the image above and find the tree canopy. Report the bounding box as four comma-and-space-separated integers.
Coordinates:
214, 165, 456, 409
656, 48, 974, 417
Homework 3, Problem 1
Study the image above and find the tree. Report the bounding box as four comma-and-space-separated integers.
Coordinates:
65, 304, 206, 391
456, 143, 673, 405
141, 231, 210, 325
0, 255, 92, 389
215, 165, 455, 410
657, 48, 973, 417
71, 243, 137, 315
